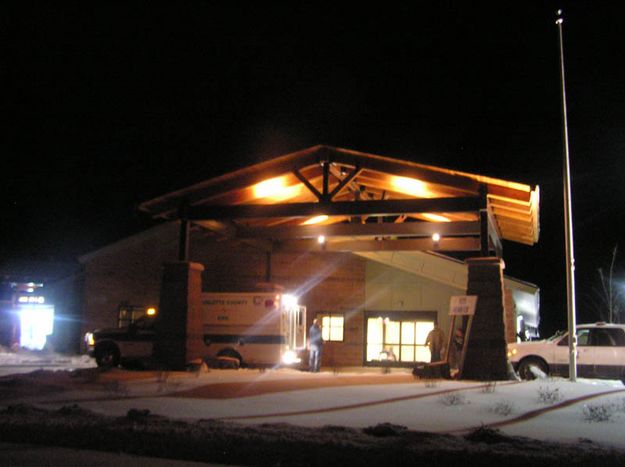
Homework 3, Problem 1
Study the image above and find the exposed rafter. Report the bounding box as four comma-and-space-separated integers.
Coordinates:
187, 197, 481, 220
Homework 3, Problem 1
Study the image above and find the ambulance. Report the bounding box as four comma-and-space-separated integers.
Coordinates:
85, 292, 306, 369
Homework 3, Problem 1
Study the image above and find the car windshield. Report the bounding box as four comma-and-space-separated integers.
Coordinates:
547, 330, 566, 341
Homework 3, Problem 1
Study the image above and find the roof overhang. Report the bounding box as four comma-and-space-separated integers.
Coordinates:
139, 145, 539, 254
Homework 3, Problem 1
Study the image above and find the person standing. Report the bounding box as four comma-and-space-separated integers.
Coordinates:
308, 318, 324, 372
425, 322, 445, 362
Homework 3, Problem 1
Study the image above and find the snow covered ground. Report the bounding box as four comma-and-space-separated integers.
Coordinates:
1, 348, 625, 450
0, 347, 96, 376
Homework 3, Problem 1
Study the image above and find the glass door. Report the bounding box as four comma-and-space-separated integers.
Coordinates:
366, 314, 435, 365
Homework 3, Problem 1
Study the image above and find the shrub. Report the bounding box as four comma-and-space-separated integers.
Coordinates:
481, 381, 497, 393
439, 393, 467, 406
424, 379, 438, 388
536, 386, 562, 405
489, 400, 514, 416
582, 404, 613, 423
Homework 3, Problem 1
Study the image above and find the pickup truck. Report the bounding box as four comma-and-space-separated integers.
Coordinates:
85, 315, 155, 368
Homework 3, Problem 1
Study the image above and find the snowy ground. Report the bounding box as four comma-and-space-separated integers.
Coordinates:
1, 348, 625, 464
0, 346, 96, 376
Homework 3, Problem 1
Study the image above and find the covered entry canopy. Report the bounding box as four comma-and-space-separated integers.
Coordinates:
139, 145, 539, 256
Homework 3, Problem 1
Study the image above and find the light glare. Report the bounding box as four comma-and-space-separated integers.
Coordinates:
391, 176, 430, 197
422, 213, 451, 222
253, 177, 302, 200
301, 215, 329, 225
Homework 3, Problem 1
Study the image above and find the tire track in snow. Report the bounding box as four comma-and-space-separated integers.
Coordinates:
218, 381, 523, 421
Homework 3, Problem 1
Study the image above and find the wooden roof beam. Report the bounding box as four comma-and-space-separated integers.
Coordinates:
186, 196, 481, 220
275, 237, 481, 253
237, 220, 481, 240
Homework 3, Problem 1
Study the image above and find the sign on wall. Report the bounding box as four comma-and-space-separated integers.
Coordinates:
449, 295, 478, 316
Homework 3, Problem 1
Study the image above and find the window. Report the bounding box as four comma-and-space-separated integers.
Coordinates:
592, 328, 625, 346
317, 313, 344, 342
365, 314, 435, 364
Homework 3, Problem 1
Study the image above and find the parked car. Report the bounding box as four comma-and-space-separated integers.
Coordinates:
507, 322, 625, 383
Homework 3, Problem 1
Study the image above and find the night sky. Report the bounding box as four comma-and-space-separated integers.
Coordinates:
6, 2, 625, 335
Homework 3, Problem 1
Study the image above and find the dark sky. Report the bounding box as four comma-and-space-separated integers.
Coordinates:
5, 2, 625, 334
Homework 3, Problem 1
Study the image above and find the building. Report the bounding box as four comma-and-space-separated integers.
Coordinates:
78, 146, 540, 376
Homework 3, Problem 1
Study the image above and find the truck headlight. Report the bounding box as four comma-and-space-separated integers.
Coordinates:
85, 332, 95, 347
281, 350, 301, 365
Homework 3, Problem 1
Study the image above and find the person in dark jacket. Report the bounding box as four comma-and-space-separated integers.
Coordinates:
308, 319, 324, 372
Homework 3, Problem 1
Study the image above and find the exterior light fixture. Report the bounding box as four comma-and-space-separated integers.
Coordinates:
422, 213, 451, 222
146, 307, 157, 316
317, 235, 326, 244
391, 176, 430, 197
301, 215, 329, 225
432, 233, 441, 242
252, 177, 302, 201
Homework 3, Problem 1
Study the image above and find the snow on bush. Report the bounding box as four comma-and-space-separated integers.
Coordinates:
537, 385, 562, 405
582, 404, 614, 423
439, 393, 467, 406
488, 400, 514, 416
481, 381, 497, 393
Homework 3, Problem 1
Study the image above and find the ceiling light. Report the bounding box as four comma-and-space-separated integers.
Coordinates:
301, 215, 329, 225
422, 213, 451, 222
253, 177, 302, 200
391, 176, 430, 197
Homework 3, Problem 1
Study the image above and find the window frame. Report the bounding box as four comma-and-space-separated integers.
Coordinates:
316, 312, 345, 343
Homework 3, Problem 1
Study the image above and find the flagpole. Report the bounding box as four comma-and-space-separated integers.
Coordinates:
556, 9, 577, 382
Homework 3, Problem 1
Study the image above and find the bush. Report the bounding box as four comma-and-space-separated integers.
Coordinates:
439, 393, 467, 406
489, 400, 514, 416
583, 404, 614, 423
537, 386, 562, 405
481, 381, 497, 393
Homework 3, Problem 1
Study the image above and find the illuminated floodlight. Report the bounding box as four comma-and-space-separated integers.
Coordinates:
317, 235, 326, 244
252, 177, 302, 201
391, 176, 430, 197
281, 349, 301, 365
422, 213, 451, 222
282, 294, 298, 308
301, 215, 329, 225
432, 232, 441, 242
146, 307, 156, 316
19, 304, 54, 350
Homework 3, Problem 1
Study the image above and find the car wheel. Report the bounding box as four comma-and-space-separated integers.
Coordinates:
518, 357, 548, 380
95, 343, 120, 369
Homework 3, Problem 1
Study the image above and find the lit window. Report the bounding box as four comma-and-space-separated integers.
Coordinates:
317, 313, 344, 342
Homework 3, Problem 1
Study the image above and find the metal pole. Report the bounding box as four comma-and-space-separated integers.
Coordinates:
556, 9, 577, 382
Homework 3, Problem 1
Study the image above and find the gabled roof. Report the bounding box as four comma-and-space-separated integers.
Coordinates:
139, 145, 539, 247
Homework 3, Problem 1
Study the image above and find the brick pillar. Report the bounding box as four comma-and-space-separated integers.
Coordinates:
153, 262, 204, 370
461, 257, 508, 380
503, 287, 517, 343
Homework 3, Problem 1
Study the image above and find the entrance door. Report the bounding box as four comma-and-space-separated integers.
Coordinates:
366, 313, 436, 365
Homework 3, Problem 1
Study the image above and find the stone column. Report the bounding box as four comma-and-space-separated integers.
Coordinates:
153, 262, 205, 370
461, 257, 509, 380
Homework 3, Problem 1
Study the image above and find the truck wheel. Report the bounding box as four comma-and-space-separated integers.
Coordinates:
95, 343, 120, 369
518, 357, 547, 380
